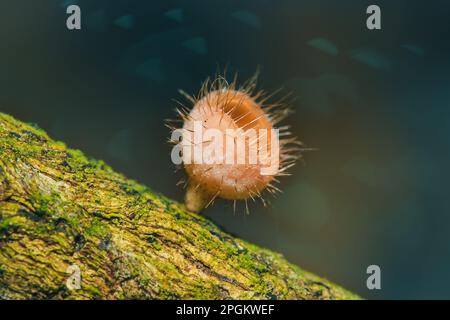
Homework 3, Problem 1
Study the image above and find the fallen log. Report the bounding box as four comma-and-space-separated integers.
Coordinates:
0, 113, 358, 299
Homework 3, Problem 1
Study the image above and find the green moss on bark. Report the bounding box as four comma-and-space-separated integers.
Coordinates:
0, 112, 359, 300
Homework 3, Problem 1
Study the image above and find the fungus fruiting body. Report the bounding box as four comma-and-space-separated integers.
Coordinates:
169, 74, 302, 213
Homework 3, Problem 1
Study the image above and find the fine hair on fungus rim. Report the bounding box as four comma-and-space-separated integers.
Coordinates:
168, 71, 306, 213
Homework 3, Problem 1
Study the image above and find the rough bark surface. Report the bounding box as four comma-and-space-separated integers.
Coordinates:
0, 113, 359, 300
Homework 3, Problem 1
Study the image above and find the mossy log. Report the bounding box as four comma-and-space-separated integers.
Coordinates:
0, 113, 359, 300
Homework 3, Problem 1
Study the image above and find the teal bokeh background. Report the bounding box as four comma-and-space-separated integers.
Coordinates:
1, 0, 450, 299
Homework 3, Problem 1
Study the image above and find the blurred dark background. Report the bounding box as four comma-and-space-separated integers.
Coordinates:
1, 0, 449, 299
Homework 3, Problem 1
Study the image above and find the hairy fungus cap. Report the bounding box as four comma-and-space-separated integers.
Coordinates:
170, 75, 302, 213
